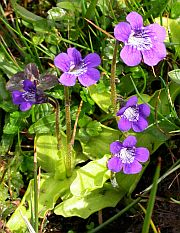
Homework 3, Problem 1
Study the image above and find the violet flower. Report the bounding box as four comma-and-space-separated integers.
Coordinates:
54, 47, 101, 87
117, 96, 150, 132
108, 136, 149, 174
12, 80, 47, 111
114, 11, 166, 66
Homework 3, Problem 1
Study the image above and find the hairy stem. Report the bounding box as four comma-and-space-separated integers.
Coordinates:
34, 144, 38, 233
64, 86, 72, 177
48, 96, 61, 150
110, 40, 119, 117
71, 100, 83, 146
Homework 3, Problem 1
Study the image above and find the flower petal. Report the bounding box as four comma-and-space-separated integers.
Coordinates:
135, 147, 149, 162
114, 22, 131, 43
125, 96, 138, 107
132, 116, 148, 132
142, 42, 166, 66
107, 157, 123, 173
23, 80, 35, 91
54, 53, 71, 72
146, 23, 166, 42
84, 53, 101, 68
78, 68, 100, 87
116, 106, 127, 116
123, 135, 137, 147
126, 12, 143, 30
118, 117, 131, 131
139, 103, 150, 117
12, 90, 24, 104
123, 160, 142, 174
20, 102, 32, 111
67, 48, 82, 66
59, 73, 77, 86
120, 45, 142, 66
110, 141, 122, 154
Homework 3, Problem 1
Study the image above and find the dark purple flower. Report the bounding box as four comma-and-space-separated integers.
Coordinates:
108, 136, 149, 174
117, 96, 150, 132
54, 47, 101, 87
114, 11, 166, 66
12, 80, 47, 111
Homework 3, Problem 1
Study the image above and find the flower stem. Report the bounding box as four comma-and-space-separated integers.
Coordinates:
48, 96, 61, 150
64, 86, 72, 177
110, 40, 118, 117
71, 100, 83, 146
33, 144, 38, 233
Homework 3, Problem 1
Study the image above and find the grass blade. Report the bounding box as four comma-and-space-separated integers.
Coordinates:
141, 157, 161, 233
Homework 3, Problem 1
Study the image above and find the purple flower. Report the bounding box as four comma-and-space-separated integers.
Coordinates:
117, 96, 150, 132
12, 80, 47, 111
108, 136, 149, 174
54, 47, 101, 87
114, 11, 166, 66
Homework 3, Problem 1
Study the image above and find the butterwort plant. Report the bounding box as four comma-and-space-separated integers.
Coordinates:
117, 96, 150, 132
6, 63, 58, 111
114, 11, 166, 66
12, 80, 47, 111
54, 47, 101, 87
108, 136, 149, 174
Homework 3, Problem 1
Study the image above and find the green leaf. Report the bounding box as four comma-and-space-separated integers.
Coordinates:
88, 85, 111, 113
11, 0, 43, 23
33, 103, 53, 121
32, 33, 45, 45
28, 113, 56, 134
54, 184, 123, 219
168, 69, 180, 84
0, 75, 10, 100
7, 174, 75, 232
70, 155, 110, 197
0, 75, 16, 111
3, 111, 30, 134
169, 20, 180, 57
36, 133, 76, 179
77, 124, 121, 159
0, 134, 14, 155
38, 174, 75, 217
86, 121, 102, 136
135, 127, 168, 154
116, 164, 149, 195
78, 115, 92, 128
149, 82, 180, 115
57, 1, 81, 12
171, 2, 180, 19
0, 184, 9, 203
0, 51, 21, 78
143, 0, 169, 19
47, 7, 66, 21
85, 0, 98, 19
33, 19, 52, 33
36, 134, 61, 173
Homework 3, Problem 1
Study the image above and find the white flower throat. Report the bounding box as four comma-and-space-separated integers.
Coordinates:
69, 61, 87, 76
127, 29, 152, 51
123, 106, 139, 122
22, 89, 36, 102
116, 148, 135, 164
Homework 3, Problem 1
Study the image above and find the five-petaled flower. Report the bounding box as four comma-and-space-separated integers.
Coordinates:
108, 136, 149, 174
54, 47, 101, 87
114, 11, 166, 66
117, 96, 150, 132
12, 80, 47, 111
